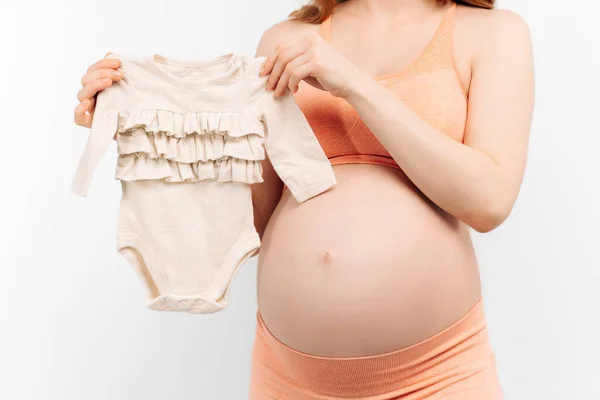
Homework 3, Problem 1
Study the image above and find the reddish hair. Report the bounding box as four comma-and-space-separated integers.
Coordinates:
290, 0, 494, 23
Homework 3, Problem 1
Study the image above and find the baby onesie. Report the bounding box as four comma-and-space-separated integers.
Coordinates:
71, 52, 336, 314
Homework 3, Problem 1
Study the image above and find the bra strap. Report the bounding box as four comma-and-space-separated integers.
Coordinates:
438, 2, 457, 37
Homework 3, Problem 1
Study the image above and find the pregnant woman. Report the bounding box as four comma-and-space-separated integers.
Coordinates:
74, 0, 534, 398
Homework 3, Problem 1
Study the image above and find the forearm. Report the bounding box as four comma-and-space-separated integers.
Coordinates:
345, 77, 512, 232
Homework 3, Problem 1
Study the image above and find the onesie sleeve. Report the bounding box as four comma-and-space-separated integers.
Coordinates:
70, 83, 122, 197
247, 58, 336, 203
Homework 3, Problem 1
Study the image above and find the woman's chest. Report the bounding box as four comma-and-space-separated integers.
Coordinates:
294, 72, 467, 155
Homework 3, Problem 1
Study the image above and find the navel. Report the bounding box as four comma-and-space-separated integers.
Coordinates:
321, 250, 335, 265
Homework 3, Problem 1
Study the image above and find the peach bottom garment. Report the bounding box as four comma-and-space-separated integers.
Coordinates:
249, 298, 503, 399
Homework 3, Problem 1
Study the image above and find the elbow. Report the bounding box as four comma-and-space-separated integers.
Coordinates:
465, 196, 513, 233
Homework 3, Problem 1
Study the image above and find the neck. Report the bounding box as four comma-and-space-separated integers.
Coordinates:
350, 0, 442, 15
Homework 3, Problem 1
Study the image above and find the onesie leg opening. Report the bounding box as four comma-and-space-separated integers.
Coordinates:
119, 246, 161, 301
219, 234, 261, 303
210, 231, 261, 306
117, 231, 260, 314
147, 231, 260, 315
119, 245, 225, 313
118, 231, 171, 309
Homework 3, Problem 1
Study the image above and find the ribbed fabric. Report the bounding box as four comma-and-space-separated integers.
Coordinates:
293, 1, 467, 171
249, 298, 504, 399
71, 53, 336, 314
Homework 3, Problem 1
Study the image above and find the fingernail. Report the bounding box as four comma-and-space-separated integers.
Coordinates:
114, 71, 123, 77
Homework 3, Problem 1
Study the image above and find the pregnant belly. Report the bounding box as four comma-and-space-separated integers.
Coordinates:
256, 164, 482, 357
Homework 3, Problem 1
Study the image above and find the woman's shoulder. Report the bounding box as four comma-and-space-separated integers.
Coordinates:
454, 4, 531, 61
455, 4, 530, 42
255, 18, 320, 57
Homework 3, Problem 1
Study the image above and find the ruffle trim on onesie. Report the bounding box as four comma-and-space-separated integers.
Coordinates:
116, 154, 264, 183
116, 128, 265, 163
118, 109, 265, 138
114, 109, 265, 184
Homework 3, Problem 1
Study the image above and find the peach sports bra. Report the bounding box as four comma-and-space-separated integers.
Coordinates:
292, 2, 468, 171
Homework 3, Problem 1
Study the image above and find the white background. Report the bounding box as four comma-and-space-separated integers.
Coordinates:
0, 0, 598, 399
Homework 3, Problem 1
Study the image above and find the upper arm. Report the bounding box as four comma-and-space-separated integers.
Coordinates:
463, 8, 535, 205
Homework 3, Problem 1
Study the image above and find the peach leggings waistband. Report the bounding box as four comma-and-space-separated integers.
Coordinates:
249, 298, 503, 399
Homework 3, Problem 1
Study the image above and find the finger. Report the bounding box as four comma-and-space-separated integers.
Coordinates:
74, 100, 93, 128
87, 56, 121, 74
265, 43, 307, 90
88, 96, 96, 112
86, 97, 97, 118
274, 54, 310, 97
81, 68, 123, 86
266, 43, 309, 91
260, 41, 292, 76
288, 60, 314, 94
77, 78, 112, 103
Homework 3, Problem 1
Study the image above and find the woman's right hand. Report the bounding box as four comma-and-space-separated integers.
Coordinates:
73, 53, 123, 128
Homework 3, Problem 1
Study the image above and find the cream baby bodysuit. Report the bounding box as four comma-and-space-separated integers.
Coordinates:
71, 52, 336, 314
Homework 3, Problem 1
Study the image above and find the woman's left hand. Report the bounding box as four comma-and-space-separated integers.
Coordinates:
260, 33, 365, 99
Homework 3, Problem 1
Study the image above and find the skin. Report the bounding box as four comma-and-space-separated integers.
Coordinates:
74, 0, 534, 358
253, 0, 534, 357
259, 1, 533, 233
74, 52, 122, 128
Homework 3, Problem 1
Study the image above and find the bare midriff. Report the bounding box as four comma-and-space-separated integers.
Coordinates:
255, 2, 483, 358
256, 163, 482, 357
